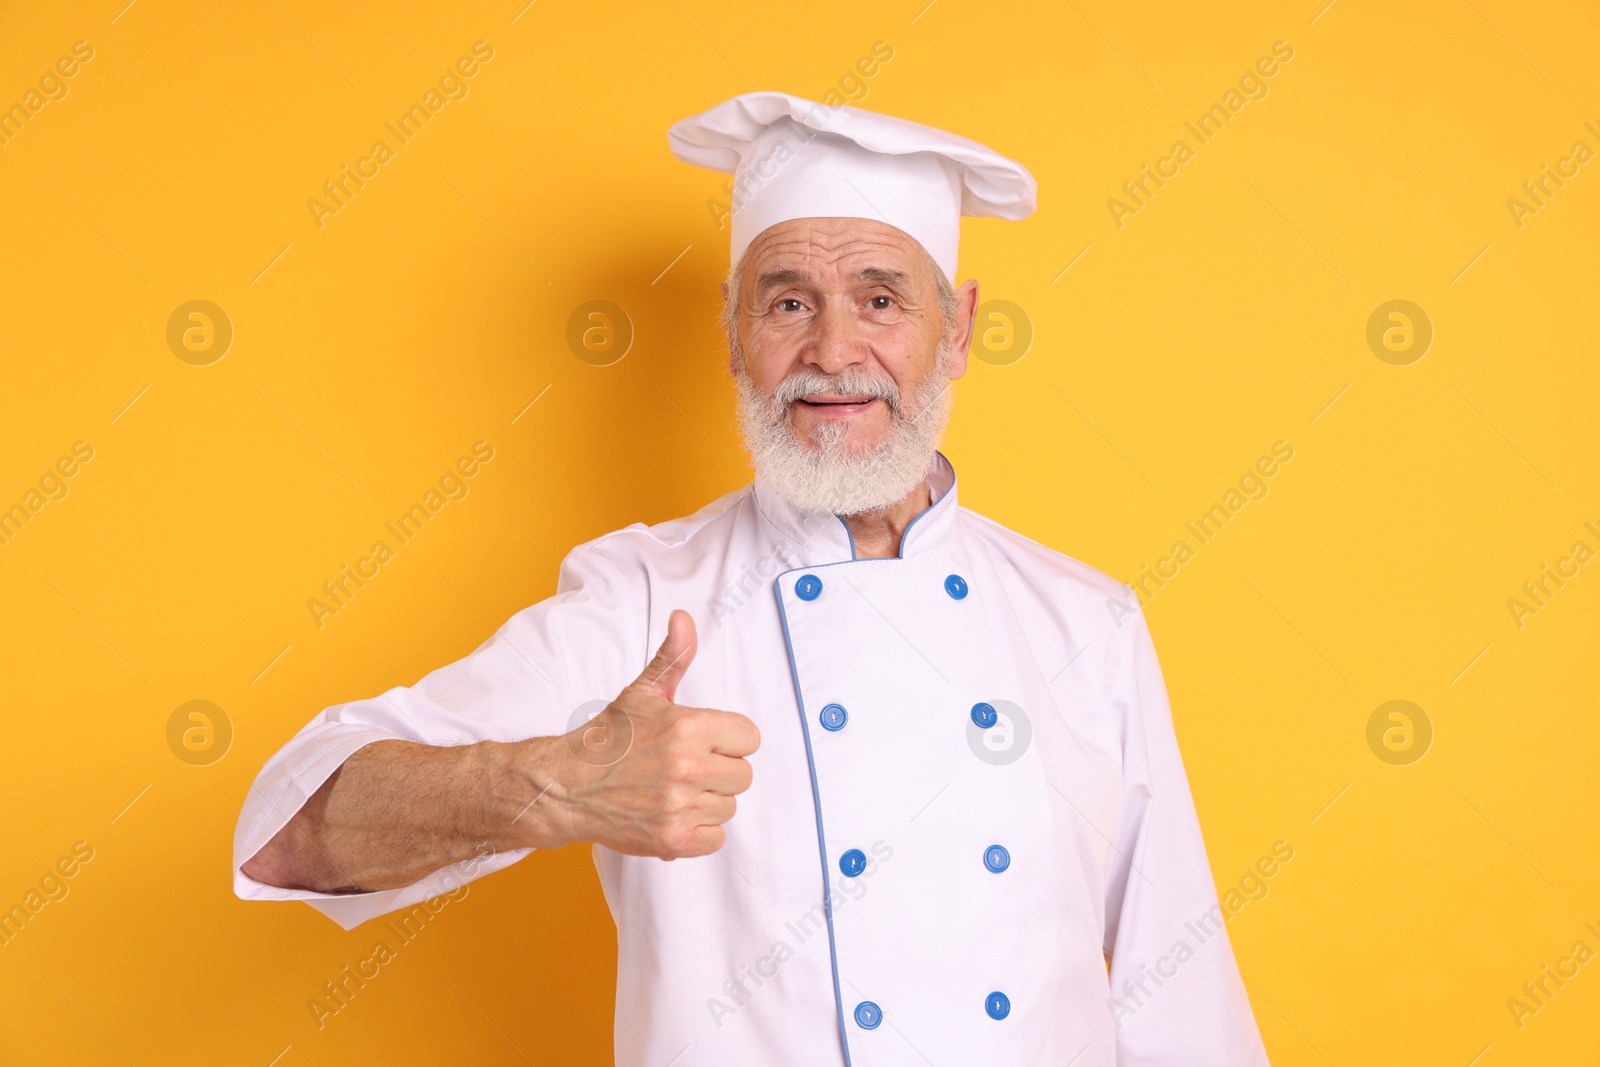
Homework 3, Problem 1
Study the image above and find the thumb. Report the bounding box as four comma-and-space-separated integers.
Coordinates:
634, 609, 698, 701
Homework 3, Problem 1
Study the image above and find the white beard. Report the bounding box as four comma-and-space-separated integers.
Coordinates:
734, 340, 954, 517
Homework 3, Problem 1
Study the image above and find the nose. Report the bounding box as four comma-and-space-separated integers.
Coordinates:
802, 300, 867, 374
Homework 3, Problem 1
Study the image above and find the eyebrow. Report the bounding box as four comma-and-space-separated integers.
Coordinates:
753, 266, 911, 296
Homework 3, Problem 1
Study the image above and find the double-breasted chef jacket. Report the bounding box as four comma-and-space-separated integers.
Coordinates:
235, 451, 1270, 1066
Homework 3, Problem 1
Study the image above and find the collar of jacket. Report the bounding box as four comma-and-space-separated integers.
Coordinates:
748, 449, 959, 566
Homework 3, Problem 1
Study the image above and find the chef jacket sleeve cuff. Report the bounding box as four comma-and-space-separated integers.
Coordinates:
238, 846, 533, 932
231, 722, 531, 931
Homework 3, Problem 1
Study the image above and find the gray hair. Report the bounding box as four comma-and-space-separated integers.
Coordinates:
721, 244, 957, 363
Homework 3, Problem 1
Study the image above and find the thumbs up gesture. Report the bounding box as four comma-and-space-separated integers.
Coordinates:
538, 609, 761, 859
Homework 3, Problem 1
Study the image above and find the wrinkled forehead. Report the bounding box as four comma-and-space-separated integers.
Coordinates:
739, 217, 936, 290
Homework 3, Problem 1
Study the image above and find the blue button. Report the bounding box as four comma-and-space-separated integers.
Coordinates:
985, 991, 1010, 1020
984, 844, 1010, 873
854, 1000, 883, 1029
944, 573, 968, 599
839, 848, 867, 877
795, 574, 823, 601
819, 703, 848, 731
971, 702, 997, 729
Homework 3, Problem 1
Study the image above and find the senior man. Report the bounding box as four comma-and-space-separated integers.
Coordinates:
235, 91, 1269, 1066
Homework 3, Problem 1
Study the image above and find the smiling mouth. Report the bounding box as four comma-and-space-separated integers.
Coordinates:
795, 396, 881, 409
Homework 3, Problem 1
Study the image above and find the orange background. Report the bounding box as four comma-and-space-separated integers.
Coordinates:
1, 0, 1596, 1063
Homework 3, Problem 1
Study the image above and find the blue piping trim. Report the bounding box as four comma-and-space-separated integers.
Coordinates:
835, 513, 858, 560
774, 579, 854, 1066
894, 499, 935, 560
832, 452, 952, 562
773, 455, 957, 1054
891, 458, 954, 559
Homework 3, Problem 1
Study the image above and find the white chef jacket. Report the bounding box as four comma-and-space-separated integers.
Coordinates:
234, 451, 1269, 1067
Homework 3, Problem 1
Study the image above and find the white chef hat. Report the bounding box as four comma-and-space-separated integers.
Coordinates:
667, 90, 1037, 282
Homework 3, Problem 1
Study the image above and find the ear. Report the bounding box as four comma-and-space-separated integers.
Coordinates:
947, 278, 980, 380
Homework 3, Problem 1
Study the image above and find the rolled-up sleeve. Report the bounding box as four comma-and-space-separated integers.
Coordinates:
1102, 609, 1270, 1065
232, 537, 649, 930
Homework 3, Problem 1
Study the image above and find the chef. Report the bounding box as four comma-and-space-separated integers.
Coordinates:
235, 90, 1270, 1066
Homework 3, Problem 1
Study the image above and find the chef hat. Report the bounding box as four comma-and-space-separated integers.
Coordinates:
667, 90, 1037, 282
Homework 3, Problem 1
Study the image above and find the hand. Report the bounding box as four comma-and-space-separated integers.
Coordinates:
537, 609, 760, 859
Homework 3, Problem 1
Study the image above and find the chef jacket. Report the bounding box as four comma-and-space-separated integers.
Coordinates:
234, 451, 1270, 1066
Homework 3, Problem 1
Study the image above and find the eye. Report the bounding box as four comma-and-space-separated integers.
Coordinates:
776, 298, 805, 312
868, 295, 894, 310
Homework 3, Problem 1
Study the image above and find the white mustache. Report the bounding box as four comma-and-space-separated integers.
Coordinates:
773, 368, 901, 411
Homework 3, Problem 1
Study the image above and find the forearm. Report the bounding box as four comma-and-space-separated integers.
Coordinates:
241, 612, 757, 892
241, 736, 566, 893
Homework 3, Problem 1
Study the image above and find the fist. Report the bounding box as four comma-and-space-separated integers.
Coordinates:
553, 609, 760, 859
